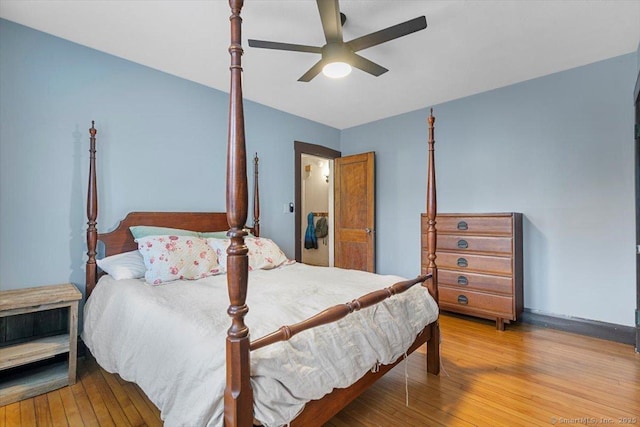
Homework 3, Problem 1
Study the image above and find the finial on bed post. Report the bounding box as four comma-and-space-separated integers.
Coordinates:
253, 153, 260, 237
426, 109, 438, 303
86, 121, 98, 299
225, 1, 253, 426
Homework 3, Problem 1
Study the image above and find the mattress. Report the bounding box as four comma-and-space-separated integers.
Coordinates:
82, 263, 438, 426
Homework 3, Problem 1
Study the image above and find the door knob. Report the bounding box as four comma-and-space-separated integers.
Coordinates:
365, 228, 372, 234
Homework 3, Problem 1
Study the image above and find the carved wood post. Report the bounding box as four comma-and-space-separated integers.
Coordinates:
225, 1, 253, 426
426, 109, 440, 375
426, 109, 438, 302
253, 153, 260, 237
86, 121, 98, 298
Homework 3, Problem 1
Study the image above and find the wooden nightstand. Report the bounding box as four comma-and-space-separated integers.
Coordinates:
0, 283, 82, 405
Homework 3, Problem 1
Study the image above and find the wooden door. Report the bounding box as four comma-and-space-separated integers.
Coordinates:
334, 152, 375, 272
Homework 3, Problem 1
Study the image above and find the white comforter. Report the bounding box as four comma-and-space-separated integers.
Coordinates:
82, 263, 438, 426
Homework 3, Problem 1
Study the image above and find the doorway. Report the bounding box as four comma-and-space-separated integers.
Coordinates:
301, 154, 333, 266
294, 141, 341, 263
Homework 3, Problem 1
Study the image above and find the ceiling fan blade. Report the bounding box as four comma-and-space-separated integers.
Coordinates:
248, 39, 322, 54
316, 0, 343, 43
298, 59, 326, 82
347, 53, 388, 77
347, 16, 427, 52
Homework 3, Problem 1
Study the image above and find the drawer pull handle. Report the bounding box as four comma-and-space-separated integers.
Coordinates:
457, 221, 468, 230
457, 275, 468, 285
457, 257, 468, 267
457, 295, 469, 305
457, 239, 468, 249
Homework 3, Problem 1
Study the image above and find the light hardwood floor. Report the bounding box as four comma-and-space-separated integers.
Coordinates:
1, 314, 638, 426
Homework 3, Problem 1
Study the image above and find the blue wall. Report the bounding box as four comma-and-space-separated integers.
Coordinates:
341, 53, 637, 327
0, 19, 340, 293
1, 18, 637, 327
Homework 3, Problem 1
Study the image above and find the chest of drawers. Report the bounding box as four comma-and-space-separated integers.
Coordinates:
422, 213, 523, 330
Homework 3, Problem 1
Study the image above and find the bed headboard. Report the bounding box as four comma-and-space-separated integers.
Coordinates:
98, 212, 230, 257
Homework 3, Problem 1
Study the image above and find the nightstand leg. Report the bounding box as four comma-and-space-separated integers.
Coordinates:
68, 302, 79, 384
496, 318, 505, 331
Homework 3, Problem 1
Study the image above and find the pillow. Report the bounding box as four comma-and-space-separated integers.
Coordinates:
198, 230, 229, 239
130, 226, 198, 240
207, 237, 292, 271
199, 229, 254, 238
206, 238, 229, 269
131, 226, 252, 240
96, 250, 146, 280
136, 235, 222, 285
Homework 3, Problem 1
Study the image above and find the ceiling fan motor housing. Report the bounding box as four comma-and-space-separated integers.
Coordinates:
322, 42, 352, 63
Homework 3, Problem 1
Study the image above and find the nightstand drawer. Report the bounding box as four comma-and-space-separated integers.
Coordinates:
440, 286, 513, 318
436, 235, 512, 255
435, 252, 512, 276
436, 215, 513, 235
438, 269, 512, 295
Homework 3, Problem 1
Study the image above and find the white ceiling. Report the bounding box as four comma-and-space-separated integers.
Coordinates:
1, 1, 639, 129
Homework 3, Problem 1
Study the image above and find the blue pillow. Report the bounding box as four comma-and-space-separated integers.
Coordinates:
129, 226, 198, 240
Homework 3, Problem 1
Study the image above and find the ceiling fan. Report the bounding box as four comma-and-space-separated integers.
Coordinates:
247, 0, 427, 82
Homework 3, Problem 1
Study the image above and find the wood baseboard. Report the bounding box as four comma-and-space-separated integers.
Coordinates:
521, 309, 635, 345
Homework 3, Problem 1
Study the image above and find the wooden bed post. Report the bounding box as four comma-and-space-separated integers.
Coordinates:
225, 1, 253, 426
86, 121, 98, 298
426, 109, 438, 302
253, 153, 260, 237
426, 109, 440, 375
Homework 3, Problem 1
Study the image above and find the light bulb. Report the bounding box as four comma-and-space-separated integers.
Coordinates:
322, 62, 352, 79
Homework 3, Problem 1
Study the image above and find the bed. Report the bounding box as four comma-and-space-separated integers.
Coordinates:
82, 1, 440, 426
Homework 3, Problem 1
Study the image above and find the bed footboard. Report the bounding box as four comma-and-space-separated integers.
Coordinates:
250, 273, 433, 351
253, 273, 439, 426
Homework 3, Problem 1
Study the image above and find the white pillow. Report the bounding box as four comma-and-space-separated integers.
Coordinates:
96, 250, 146, 280
207, 237, 293, 271
136, 235, 222, 285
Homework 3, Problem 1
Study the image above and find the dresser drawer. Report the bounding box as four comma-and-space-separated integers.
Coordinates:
438, 269, 512, 295
436, 215, 513, 235
435, 252, 512, 276
436, 235, 512, 255
439, 286, 514, 318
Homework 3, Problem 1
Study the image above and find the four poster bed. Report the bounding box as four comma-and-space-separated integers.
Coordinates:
82, 1, 440, 426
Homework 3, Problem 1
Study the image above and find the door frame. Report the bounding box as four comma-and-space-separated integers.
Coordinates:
294, 141, 341, 263
634, 67, 639, 353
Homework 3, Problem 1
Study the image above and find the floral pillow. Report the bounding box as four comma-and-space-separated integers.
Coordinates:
207, 237, 293, 271
136, 235, 221, 285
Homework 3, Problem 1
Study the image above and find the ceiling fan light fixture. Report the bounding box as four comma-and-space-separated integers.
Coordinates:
322, 61, 352, 78
249, 1, 427, 82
